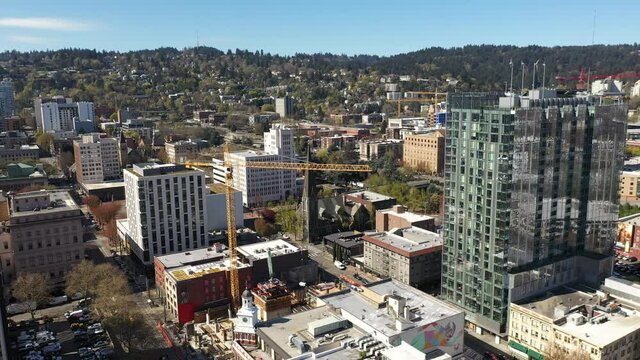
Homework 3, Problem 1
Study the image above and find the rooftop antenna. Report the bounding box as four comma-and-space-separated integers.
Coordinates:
509, 59, 514, 107
521, 61, 526, 95
531, 60, 540, 91
541, 63, 546, 100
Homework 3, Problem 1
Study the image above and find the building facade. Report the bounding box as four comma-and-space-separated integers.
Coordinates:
165, 140, 199, 163
508, 286, 640, 360
122, 163, 208, 264
34, 96, 95, 132
0, 78, 15, 118
225, 151, 297, 207
619, 171, 640, 202
359, 140, 403, 161
263, 124, 294, 158
73, 133, 122, 184
6, 191, 84, 284
442, 92, 627, 335
275, 96, 293, 118
363, 227, 442, 288
0, 145, 39, 162
403, 130, 445, 174
376, 205, 436, 232
121, 119, 155, 142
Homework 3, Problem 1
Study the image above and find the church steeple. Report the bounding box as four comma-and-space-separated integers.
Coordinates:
234, 285, 259, 345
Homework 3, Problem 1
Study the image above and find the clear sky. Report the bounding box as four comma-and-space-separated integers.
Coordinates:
1, 0, 638, 55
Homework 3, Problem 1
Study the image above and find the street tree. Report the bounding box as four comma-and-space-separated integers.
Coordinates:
103, 307, 152, 353
545, 344, 591, 360
12, 273, 49, 320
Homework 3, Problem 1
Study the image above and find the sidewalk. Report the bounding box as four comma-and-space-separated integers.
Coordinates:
466, 328, 512, 355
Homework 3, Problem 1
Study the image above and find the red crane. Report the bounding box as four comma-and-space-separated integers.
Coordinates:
555, 68, 640, 90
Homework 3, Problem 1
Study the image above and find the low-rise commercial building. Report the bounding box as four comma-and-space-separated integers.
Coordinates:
376, 205, 435, 232
153, 243, 227, 292
403, 130, 445, 175
165, 140, 200, 163
121, 118, 154, 141
320, 134, 356, 149
163, 256, 252, 324
0, 131, 29, 148
237, 240, 317, 285
0, 145, 39, 162
0, 163, 47, 191
359, 140, 403, 161
508, 286, 640, 360
620, 170, 640, 202
363, 227, 442, 288
322, 231, 364, 263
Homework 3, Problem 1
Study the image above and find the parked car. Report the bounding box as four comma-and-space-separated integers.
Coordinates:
48, 295, 68, 306
334, 260, 346, 270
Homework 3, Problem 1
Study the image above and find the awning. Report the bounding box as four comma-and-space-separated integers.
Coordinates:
509, 340, 528, 353
527, 349, 544, 360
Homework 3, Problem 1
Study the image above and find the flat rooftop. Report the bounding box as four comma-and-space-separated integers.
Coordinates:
346, 190, 394, 203
80, 181, 124, 191
322, 279, 460, 338
257, 306, 365, 359
364, 227, 442, 255
155, 244, 228, 269
237, 239, 301, 261
323, 231, 363, 248
514, 287, 640, 348
11, 191, 80, 217
127, 163, 199, 177
167, 256, 250, 283
378, 206, 434, 223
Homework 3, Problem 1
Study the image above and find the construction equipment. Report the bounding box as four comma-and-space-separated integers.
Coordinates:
555, 68, 640, 90
184, 145, 370, 311
387, 91, 447, 115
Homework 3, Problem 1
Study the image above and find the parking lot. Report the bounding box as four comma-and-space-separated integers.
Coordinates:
8, 299, 113, 360
613, 253, 640, 280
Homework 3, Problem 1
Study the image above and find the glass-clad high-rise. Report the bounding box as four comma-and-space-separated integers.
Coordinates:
441, 92, 627, 335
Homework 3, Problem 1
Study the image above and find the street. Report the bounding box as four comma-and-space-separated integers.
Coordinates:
306, 242, 379, 284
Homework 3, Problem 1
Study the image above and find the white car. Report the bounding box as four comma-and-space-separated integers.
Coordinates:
334, 260, 346, 270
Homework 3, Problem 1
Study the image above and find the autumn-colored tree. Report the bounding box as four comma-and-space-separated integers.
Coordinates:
156, 148, 169, 163
103, 307, 152, 353
92, 201, 123, 225
255, 218, 277, 237
83, 195, 101, 209
545, 344, 591, 360
12, 273, 50, 320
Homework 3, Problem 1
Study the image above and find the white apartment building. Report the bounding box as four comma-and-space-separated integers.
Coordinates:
35, 97, 95, 132
123, 163, 208, 264
225, 151, 297, 207
73, 133, 122, 184
263, 124, 294, 158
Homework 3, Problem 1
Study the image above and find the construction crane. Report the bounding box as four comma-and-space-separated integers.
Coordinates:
184, 145, 371, 311
387, 91, 447, 115
555, 68, 640, 90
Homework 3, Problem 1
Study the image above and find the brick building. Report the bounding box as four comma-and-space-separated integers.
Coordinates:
402, 129, 445, 175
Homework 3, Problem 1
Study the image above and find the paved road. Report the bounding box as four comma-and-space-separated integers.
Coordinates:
306, 242, 379, 284
464, 332, 513, 359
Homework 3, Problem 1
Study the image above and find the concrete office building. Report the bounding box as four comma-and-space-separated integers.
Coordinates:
508, 285, 640, 360
5, 191, 84, 284
121, 118, 155, 142
165, 140, 199, 163
363, 227, 442, 288
275, 96, 293, 118
73, 133, 122, 184
121, 163, 209, 265
619, 170, 640, 202
0, 78, 15, 118
34, 96, 94, 132
263, 124, 294, 158
403, 129, 445, 175
224, 151, 297, 207
442, 92, 627, 336
121, 163, 243, 266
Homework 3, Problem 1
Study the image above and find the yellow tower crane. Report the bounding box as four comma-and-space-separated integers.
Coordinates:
185, 144, 371, 311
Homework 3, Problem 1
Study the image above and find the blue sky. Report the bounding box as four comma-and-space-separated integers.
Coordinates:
1, 0, 639, 55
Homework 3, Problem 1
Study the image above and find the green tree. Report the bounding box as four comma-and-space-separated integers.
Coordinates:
261, 104, 275, 112
275, 208, 301, 241
35, 132, 54, 153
